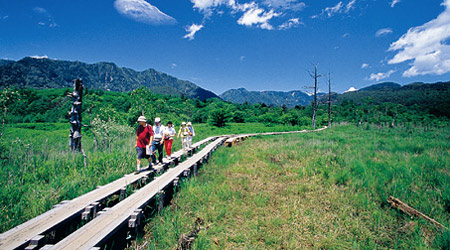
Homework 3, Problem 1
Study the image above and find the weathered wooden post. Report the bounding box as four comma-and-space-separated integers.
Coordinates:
69, 79, 84, 151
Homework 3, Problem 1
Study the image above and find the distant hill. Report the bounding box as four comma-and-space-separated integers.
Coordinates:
0, 59, 14, 67
336, 81, 450, 117
0, 57, 218, 100
220, 88, 313, 107
359, 82, 401, 91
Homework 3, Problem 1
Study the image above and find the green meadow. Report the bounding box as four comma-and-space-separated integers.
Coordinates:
0, 122, 307, 233
131, 125, 450, 249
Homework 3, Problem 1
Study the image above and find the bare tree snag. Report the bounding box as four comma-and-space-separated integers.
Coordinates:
69, 79, 84, 151
328, 72, 332, 128
387, 196, 448, 230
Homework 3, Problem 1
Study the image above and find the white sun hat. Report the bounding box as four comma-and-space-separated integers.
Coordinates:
137, 116, 147, 123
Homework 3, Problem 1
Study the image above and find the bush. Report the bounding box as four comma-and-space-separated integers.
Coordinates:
209, 108, 230, 127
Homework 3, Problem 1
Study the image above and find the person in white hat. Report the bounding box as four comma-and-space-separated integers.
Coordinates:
151, 117, 165, 164
135, 116, 154, 174
187, 122, 195, 147
177, 122, 190, 151
163, 121, 176, 158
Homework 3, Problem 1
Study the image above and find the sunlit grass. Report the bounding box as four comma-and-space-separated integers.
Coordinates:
0, 122, 308, 233
134, 125, 450, 249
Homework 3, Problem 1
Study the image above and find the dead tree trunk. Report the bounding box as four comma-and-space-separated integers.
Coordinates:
312, 65, 318, 129
328, 72, 332, 127
69, 79, 84, 151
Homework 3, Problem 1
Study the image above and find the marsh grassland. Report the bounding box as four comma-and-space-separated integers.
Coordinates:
133, 125, 450, 249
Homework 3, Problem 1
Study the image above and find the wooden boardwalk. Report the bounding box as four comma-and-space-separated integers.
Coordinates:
52, 137, 226, 249
0, 137, 216, 250
0, 128, 327, 250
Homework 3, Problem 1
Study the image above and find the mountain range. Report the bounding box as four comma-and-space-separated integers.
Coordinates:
1, 57, 449, 116
219, 88, 314, 107
0, 57, 218, 100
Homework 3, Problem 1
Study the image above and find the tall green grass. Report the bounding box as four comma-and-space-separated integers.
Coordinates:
0, 122, 308, 233
133, 125, 449, 249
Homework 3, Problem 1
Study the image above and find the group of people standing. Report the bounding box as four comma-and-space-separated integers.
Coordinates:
135, 115, 195, 174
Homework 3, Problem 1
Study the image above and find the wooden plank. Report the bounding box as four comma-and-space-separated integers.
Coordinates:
0, 137, 216, 250
52, 137, 226, 250
387, 196, 448, 230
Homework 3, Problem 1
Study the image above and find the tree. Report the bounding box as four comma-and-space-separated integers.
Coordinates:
68, 79, 84, 151
0, 88, 20, 143
127, 87, 157, 126
307, 64, 323, 129
209, 108, 230, 127
328, 72, 332, 127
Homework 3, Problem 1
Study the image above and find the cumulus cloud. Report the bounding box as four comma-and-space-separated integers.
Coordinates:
190, 0, 303, 31
388, 0, 450, 77
375, 28, 393, 37
361, 63, 369, 69
114, 0, 176, 25
183, 23, 204, 40
391, 0, 400, 7
278, 18, 301, 30
369, 70, 396, 81
237, 2, 280, 30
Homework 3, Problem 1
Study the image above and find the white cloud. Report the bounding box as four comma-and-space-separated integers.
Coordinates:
314, 0, 356, 18
388, 0, 450, 77
183, 23, 204, 40
278, 18, 301, 30
240, 56, 245, 61
263, 0, 306, 11
324, 1, 343, 17
171, 63, 177, 69
375, 28, 393, 37
361, 63, 369, 69
391, 0, 400, 7
342, 32, 350, 38
346, 0, 356, 12
369, 70, 396, 81
190, 0, 303, 31
344, 87, 358, 92
114, 0, 176, 25
33, 7, 58, 28
237, 3, 280, 30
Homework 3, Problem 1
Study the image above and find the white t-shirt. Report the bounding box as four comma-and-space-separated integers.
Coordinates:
163, 126, 176, 140
153, 125, 165, 140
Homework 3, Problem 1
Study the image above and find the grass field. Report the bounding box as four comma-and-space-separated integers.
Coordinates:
0, 122, 307, 233
131, 125, 450, 249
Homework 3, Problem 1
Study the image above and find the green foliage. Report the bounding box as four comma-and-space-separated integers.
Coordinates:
209, 108, 230, 127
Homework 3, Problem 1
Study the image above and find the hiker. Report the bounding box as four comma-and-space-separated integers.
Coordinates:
151, 117, 165, 164
177, 122, 190, 151
135, 116, 153, 174
163, 121, 176, 158
187, 122, 195, 147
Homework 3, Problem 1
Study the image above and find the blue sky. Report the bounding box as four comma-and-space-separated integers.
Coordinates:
1, 0, 450, 94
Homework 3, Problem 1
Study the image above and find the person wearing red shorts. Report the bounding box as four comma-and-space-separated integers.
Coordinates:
163, 121, 176, 158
